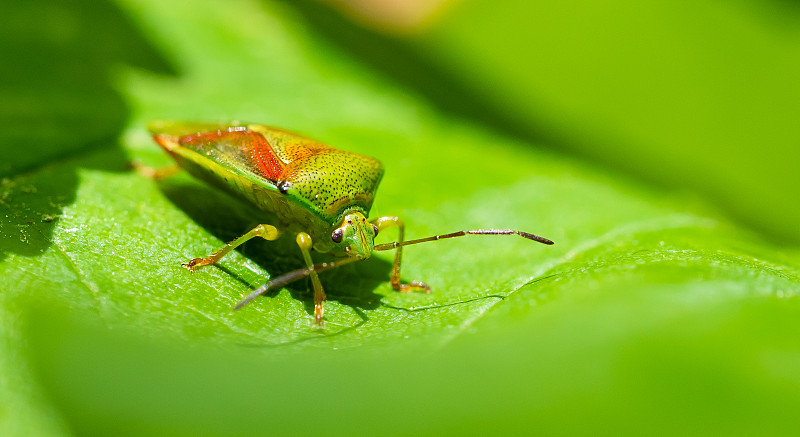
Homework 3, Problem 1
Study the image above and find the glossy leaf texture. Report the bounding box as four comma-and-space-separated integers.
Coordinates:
1, 0, 799, 435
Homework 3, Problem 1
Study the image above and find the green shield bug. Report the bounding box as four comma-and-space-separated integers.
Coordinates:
148, 121, 554, 325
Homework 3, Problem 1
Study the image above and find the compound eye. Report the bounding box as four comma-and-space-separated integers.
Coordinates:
372, 224, 379, 237
331, 228, 344, 243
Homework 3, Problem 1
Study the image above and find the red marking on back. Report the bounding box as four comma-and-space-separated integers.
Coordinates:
250, 133, 283, 181
178, 128, 284, 181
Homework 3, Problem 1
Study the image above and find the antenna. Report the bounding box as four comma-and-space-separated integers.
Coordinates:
374, 229, 554, 251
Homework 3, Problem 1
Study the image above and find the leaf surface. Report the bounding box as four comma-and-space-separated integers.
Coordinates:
1, 0, 799, 435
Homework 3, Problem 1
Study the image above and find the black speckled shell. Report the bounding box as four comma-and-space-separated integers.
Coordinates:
279, 149, 383, 224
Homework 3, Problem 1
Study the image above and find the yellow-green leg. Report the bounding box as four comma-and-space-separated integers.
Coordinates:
131, 161, 181, 180
184, 224, 280, 271
371, 216, 430, 293
296, 232, 326, 325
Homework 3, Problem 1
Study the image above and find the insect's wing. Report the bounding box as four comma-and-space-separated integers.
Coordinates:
150, 122, 284, 183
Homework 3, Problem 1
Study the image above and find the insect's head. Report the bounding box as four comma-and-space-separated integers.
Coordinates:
329, 211, 378, 259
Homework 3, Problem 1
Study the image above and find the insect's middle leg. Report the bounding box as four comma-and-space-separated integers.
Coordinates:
372, 216, 431, 293
295, 232, 326, 325
184, 224, 280, 271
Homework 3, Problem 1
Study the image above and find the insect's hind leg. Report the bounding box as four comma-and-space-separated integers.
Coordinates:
295, 232, 326, 326
371, 216, 431, 293
184, 224, 280, 271
130, 160, 181, 180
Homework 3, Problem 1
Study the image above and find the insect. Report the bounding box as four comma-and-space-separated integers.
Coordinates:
148, 121, 554, 325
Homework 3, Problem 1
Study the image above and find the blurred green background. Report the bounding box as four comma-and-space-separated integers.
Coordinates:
319, 0, 800, 244
425, 0, 800, 244
1, 0, 799, 435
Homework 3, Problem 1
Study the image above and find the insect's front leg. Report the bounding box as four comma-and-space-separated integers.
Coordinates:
295, 232, 326, 325
371, 216, 431, 293
184, 224, 280, 271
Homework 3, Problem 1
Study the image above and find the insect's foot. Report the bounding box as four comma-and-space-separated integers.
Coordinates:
398, 280, 431, 294
182, 258, 210, 272
313, 303, 325, 328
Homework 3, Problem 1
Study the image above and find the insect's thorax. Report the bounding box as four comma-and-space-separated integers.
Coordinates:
257, 126, 384, 225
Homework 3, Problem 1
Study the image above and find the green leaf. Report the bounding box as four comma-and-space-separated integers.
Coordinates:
1, 0, 799, 435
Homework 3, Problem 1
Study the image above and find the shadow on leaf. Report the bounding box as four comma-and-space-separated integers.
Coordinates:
0, 0, 174, 261
157, 178, 393, 322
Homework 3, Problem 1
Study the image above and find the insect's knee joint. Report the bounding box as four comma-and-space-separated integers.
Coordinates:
255, 224, 279, 240
296, 232, 313, 250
